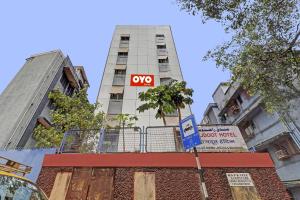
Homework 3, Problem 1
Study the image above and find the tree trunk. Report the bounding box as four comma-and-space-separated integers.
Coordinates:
162, 114, 167, 126
177, 108, 182, 122
174, 108, 183, 151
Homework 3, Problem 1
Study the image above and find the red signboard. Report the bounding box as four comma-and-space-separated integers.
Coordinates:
130, 74, 154, 87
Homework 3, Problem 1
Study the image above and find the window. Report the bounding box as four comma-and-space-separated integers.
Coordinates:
244, 121, 256, 138
117, 52, 128, 65
113, 70, 126, 85
110, 93, 123, 100
60, 73, 69, 89
156, 34, 165, 38
65, 85, 74, 96
220, 113, 227, 122
157, 44, 166, 49
274, 137, 299, 160
158, 57, 169, 63
236, 94, 243, 104
115, 69, 126, 75
121, 36, 130, 41
156, 34, 165, 43
120, 35, 130, 48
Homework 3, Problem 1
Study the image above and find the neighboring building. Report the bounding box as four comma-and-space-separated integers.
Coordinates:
0, 50, 88, 149
96, 25, 191, 127
202, 82, 300, 199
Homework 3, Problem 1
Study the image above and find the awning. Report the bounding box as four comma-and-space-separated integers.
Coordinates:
110, 86, 124, 94
115, 65, 127, 70
158, 55, 168, 60
118, 48, 129, 53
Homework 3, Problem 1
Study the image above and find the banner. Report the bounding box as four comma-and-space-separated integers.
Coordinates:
130, 74, 154, 87
197, 125, 248, 152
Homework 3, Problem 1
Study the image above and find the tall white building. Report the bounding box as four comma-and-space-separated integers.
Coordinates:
97, 25, 191, 127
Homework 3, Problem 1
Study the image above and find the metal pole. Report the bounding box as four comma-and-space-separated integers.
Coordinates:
193, 147, 208, 199
122, 121, 125, 152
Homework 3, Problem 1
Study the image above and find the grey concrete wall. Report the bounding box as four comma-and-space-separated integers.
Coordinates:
97, 25, 191, 127
0, 50, 65, 148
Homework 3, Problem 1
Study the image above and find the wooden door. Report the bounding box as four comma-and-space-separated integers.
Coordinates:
134, 172, 156, 200
87, 168, 114, 200
49, 172, 72, 200
66, 168, 91, 200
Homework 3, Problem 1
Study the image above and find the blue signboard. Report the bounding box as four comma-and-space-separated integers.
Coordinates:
179, 114, 201, 150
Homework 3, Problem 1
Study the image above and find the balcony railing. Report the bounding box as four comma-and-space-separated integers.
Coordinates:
159, 63, 169, 72
107, 100, 123, 114
156, 37, 165, 43
119, 41, 129, 48
157, 49, 168, 56
116, 57, 128, 65
112, 74, 126, 85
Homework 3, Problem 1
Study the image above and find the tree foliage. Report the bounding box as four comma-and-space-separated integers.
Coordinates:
111, 114, 138, 128
33, 88, 105, 148
137, 80, 193, 125
177, 0, 300, 111
168, 80, 193, 121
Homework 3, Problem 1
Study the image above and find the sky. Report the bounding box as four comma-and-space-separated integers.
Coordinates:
0, 0, 230, 122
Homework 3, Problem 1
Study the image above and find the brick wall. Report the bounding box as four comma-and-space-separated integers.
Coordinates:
37, 167, 291, 200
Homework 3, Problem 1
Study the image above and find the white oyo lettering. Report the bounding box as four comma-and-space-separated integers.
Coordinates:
145, 76, 152, 83
133, 76, 139, 83
139, 76, 146, 83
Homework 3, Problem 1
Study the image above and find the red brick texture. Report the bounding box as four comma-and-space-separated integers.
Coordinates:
204, 168, 291, 200
36, 167, 72, 197
37, 167, 291, 200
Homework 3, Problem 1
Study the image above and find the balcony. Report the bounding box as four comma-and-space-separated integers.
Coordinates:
158, 63, 169, 72
119, 41, 129, 48
157, 49, 168, 56
156, 37, 165, 43
112, 74, 126, 85
107, 100, 123, 115
116, 57, 127, 65
246, 120, 289, 149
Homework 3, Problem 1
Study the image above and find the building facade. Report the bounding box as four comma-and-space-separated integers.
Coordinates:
96, 25, 191, 127
0, 50, 88, 149
202, 82, 300, 199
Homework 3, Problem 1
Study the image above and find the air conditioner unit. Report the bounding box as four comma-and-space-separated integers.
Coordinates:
275, 149, 290, 160
245, 126, 255, 138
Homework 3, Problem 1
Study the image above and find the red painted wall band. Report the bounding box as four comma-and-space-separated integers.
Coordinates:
42, 153, 274, 168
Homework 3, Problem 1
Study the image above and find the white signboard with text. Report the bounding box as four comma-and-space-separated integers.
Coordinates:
226, 173, 254, 187
197, 125, 248, 152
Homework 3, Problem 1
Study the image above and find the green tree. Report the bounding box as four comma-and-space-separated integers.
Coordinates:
33, 87, 105, 150
137, 80, 193, 125
137, 85, 175, 125
112, 114, 138, 128
111, 114, 138, 152
177, 0, 300, 112
168, 80, 194, 122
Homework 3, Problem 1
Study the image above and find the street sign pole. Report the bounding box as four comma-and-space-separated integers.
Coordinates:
193, 147, 208, 199
179, 114, 209, 199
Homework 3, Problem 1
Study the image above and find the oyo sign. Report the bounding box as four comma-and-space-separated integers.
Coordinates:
130, 74, 154, 87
